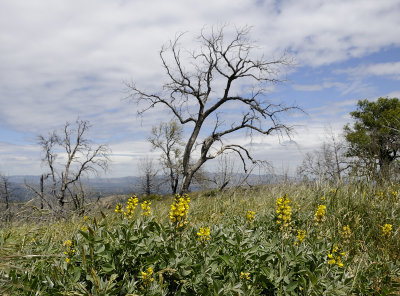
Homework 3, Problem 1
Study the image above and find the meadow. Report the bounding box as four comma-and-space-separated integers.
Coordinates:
1, 182, 399, 295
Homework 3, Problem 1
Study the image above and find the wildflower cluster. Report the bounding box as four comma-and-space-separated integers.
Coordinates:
327, 244, 345, 267
115, 203, 124, 213
141, 201, 151, 216
341, 225, 351, 240
63, 240, 75, 263
197, 226, 211, 243
140, 267, 154, 288
125, 196, 139, 219
294, 230, 306, 245
169, 194, 190, 228
275, 194, 292, 229
382, 224, 392, 238
314, 205, 327, 224
240, 272, 250, 280
246, 210, 255, 223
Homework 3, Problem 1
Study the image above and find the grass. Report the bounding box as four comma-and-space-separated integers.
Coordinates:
0, 181, 400, 295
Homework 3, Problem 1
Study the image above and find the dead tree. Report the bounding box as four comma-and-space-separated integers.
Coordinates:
212, 154, 235, 191
36, 120, 110, 213
0, 174, 13, 222
138, 157, 159, 195
127, 26, 299, 194
297, 131, 349, 183
148, 121, 183, 194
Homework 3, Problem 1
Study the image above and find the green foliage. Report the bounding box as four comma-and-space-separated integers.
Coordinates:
1, 183, 400, 295
344, 97, 400, 180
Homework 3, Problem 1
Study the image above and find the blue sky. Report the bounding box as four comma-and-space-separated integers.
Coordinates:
0, 0, 399, 177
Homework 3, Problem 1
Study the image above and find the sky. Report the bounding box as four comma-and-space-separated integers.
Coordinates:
0, 0, 400, 178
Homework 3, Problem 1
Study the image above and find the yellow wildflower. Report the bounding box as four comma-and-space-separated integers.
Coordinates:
81, 226, 87, 232
341, 225, 351, 239
169, 194, 190, 228
327, 244, 345, 267
115, 203, 124, 213
246, 210, 255, 223
314, 205, 326, 223
63, 240, 75, 261
382, 224, 392, 237
124, 196, 139, 219
294, 230, 306, 245
327, 254, 336, 265
240, 272, 250, 280
141, 201, 151, 216
141, 267, 154, 287
197, 226, 211, 243
275, 194, 292, 230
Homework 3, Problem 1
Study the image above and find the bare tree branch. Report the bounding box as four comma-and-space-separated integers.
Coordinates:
127, 26, 300, 194
34, 119, 111, 214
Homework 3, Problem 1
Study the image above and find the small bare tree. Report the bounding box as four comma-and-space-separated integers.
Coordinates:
148, 121, 184, 194
138, 157, 159, 195
127, 26, 298, 194
298, 131, 349, 183
0, 174, 14, 222
32, 120, 110, 214
212, 153, 235, 191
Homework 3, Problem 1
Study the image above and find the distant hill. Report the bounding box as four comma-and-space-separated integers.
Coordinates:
6, 173, 288, 202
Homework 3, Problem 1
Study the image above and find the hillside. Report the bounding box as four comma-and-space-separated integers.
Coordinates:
1, 182, 399, 295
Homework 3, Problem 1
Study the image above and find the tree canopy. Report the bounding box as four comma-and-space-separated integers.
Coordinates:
344, 97, 400, 180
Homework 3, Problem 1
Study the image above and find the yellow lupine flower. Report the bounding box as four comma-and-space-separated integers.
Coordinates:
115, 203, 124, 213
382, 224, 392, 237
327, 244, 345, 267
275, 194, 292, 230
197, 226, 211, 242
240, 272, 250, 280
140, 267, 154, 287
295, 230, 306, 245
124, 196, 139, 219
314, 205, 326, 223
141, 201, 151, 216
342, 225, 351, 239
63, 240, 75, 262
246, 210, 255, 222
169, 194, 190, 228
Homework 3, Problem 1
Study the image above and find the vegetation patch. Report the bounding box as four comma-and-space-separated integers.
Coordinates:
1, 183, 400, 295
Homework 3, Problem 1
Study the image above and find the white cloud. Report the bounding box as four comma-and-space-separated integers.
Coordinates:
338, 61, 400, 79
385, 90, 400, 98
1, 0, 400, 176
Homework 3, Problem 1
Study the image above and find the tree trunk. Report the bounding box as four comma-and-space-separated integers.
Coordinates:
146, 174, 151, 195
40, 175, 44, 210
179, 119, 204, 194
